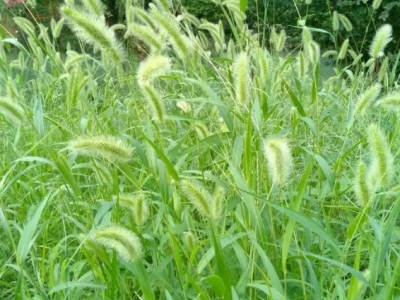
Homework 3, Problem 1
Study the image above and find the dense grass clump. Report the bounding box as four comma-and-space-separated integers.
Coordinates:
1, 0, 400, 299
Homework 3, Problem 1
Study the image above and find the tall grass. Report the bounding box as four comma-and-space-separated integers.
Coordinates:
0, 0, 400, 299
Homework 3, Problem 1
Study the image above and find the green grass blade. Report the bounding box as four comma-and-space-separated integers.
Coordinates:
283, 80, 306, 117
16, 196, 48, 265
139, 131, 180, 181
281, 160, 313, 271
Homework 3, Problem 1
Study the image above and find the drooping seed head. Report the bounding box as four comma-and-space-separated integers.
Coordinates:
93, 226, 143, 262
137, 55, 171, 88
369, 24, 392, 59
180, 180, 212, 218
117, 193, 150, 229
0, 96, 25, 126
354, 83, 382, 116
338, 13, 353, 32
376, 91, 400, 111
67, 135, 134, 163
61, 5, 125, 64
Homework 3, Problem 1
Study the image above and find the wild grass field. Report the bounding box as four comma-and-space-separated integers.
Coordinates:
0, 0, 400, 299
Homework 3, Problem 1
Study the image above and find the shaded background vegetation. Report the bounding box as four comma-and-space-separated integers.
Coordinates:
1, 0, 400, 55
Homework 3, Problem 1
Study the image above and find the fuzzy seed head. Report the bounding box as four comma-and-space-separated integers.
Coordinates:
182, 231, 197, 250
137, 55, 171, 88
376, 91, 400, 111
61, 5, 124, 64
274, 29, 286, 52
369, 24, 392, 59
354, 83, 382, 116
141, 84, 166, 122
368, 124, 394, 187
125, 23, 163, 53
82, 0, 105, 17
306, 40, 320, 66
338, 14, 353, 32
378, 57, 389, 83
332, 11, 339, 31
263, 138, 292, 186
338, 39, 349, 60
297, 51, 309, 79
94, 226, 143, 262
255, 47, 270, 85
117, 193, 150, 228
233, 52, 251, 106
151, 10, 191, 60
0, 96, 24, 126
176, 101, 191, 113
372, 0, 382, 10
181, 180, 212, 218
302, 26, 313, 45
67, 135, 134, 163
211, 186, 225, 220
354, 160, 373, 207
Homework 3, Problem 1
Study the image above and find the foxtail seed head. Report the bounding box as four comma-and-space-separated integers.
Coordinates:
82, 0, 105, 17
182, 231, 197, 250
354, 83, 382, 116
141, 84, 166, 122
117, 193, 150, 229
0, 96, 25, 126
338, 13, 353, 32
151, 9, 191, 60
93, 226, 143, 262
233, 52, 251, 106
263, 138, 292, 186
125, 23, 163, 53
61, 5, 125, 64
368, 124, 394, 187
369, 24, 392, 59
211, 186, 225, 220
67, 135, 134, 163
372, 0, 383, 10
354, 160, 373, 207
376, 91, 400, 111
338, 39, 349, 60
180, 180, 212, 218
332, 11, 339, 31
137, 55, 171, 88
306, 40, 320, 67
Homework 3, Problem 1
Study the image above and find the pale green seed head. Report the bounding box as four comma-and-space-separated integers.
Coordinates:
67, 135, 134, 163
181, 180, 212, 218
263, 138, 292, 186
0, 96, 25, 126
338, 13, 353, 32
118, 193, 150, 228
368, 124, 394, 187
354, 160, 373, 207
354, 83, 382, 116
233, 52, 251, 106
338, 39, 349, 60
137, 55, 171, 88
332, 11, 339, 31
61, 5, 125, 64
369, 24, 392, 59
94, 226, 143, 262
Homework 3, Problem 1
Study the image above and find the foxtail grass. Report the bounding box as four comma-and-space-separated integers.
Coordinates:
66, 136, 134, 163
93, 226, 143, 262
